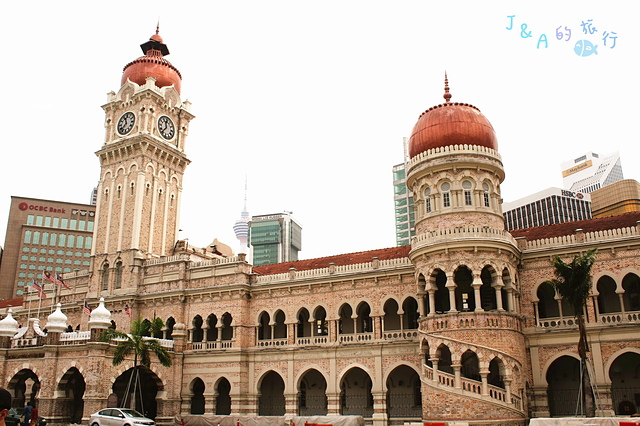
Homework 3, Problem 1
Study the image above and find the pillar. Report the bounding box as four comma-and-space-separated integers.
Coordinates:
452, 364, 462, 389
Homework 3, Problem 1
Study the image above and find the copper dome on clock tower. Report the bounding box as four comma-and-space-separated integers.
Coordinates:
408, 74, 497, 158
121, 26, 182, 94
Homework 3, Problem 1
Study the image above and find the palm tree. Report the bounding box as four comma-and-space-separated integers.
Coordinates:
547, 248, 597, 417
100, 316, 171, 411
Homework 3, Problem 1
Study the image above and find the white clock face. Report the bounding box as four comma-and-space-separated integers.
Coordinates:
158, 116, 175, 140
117, 112, 135, 135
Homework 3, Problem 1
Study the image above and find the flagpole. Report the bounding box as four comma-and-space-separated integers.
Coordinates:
38, 275, 44, 319
27, 282, 33, 319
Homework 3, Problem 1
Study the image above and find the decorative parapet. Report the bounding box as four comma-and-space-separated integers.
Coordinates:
412, 226, 518, 248
190, 255, 247, 269
408, 144, 502, 170
254, 257, 412, 284
521, 225, 639, 251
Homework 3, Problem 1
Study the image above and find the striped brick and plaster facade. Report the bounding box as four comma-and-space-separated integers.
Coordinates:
1, 30, 640, 426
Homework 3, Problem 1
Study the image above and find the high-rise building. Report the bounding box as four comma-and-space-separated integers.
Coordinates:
392, 162, 415, 246
502, 188, 592, 231
561, 151, 624, 194
0, 197, 95, 299
590, 179, 640, 218
249, 212, 301, 266
233, 180, 250, 254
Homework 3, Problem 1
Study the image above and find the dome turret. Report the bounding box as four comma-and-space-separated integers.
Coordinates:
408, 74, 497, 158
121, 26, 182, 93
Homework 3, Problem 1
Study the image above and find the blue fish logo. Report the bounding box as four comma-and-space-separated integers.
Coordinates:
574, 40, 598, 57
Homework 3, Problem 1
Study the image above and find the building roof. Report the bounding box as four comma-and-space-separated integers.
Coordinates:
0, 298, 23, 309
408, 75, 497, 158
121, 28, 182, 93
252, 245, 411, 276
509, 211, 640, 241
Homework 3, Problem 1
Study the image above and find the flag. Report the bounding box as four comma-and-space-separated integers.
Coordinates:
83, 300, 92, 315
55, 274, 71, 290
31, 279, 46, 298
125, 304, 131, 317
43, 270, 55, 282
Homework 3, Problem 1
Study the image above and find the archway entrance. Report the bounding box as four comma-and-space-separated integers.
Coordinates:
299, 369, 327, 416
113, 367, 163, 419
7, 369, 40, 408
340, 367, 373, 417
57, 367, 86, 423
190, 378, 205, 414
258, 371, 285, 416
215, 378, 231, 415
547, 356, 580, 416
609, 352, 640, 415
386, 365, 421, 420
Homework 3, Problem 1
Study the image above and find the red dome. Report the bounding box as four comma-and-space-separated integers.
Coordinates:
121, 31, 182, 94
408, 102, 497, 158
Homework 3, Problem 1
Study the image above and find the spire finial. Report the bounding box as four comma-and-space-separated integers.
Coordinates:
444, 71, 452, 103
156, 20, 160, 35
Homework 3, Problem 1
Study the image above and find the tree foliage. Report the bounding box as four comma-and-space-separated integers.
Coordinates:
100, 316, 171, 368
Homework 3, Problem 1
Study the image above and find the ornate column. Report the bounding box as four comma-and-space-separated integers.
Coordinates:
472, 274, 483, 312
452, 364, 462, 389
446, 272, 458, 313
427, 289, 436, 317
480, 369, 489, 396
493, 276, 505, 311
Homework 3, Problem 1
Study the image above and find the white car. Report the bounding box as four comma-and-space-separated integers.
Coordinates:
89, 408, 155, 426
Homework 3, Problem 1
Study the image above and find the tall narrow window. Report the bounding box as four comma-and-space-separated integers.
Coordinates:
424, 188, 432, 213
483, 183, 491, 207
462, 180, 473, 206
441, 182, 451, 208
102, 263, 110, 291
24, 231, 32, 244
115, 261, 123, 289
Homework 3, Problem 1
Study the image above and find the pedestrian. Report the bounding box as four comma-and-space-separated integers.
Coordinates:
0, 388, 11, 426
29, 405, 38, 426
22, 402, 32, 426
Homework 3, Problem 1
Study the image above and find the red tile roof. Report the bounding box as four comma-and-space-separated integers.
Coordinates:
252, 246, 411, 276
0, 298, 24, 309
509, 211, 640, 241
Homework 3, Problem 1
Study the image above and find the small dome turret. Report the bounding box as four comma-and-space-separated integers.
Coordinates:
0, 308, 19, 337
45, 303, 68, 333
88, 298, 112, 330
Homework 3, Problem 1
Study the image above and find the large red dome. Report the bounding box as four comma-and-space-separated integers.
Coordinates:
121, 30, 182, 94
408, 79, 497, 158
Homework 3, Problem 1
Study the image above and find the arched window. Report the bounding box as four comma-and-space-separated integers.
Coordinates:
101, 263, 109, 291
114, 261, 123, 289
462, 180, 473, 206
483, 183, 491, 207
441, 182, 451, 208
424, 188, 431, 213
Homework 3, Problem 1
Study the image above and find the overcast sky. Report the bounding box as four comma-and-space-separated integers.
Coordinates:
0, 1, 636, 260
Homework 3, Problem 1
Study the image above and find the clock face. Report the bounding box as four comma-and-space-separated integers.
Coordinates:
117, 112, 135, 135
158, 116, 175, 140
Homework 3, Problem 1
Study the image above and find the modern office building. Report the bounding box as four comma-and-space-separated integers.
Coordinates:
561, 151, 624, 194
0, 197, 95, 299
392, 161, 415, 246
3, 29, 640, 426
590, 179, 640, 218
502, 187, 592, 231
249, 212, 302, 266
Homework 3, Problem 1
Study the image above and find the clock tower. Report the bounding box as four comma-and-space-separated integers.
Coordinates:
92, 28, 194, 272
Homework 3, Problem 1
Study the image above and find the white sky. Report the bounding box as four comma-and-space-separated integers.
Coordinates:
0, 1, 636, 260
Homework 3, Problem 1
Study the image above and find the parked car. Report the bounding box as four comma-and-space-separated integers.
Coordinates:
89, 408, 155, 426
5, 408, 47, 426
